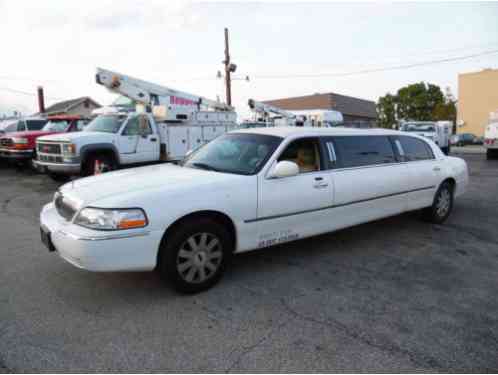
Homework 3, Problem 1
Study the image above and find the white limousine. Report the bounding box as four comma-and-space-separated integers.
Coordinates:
40, 127, 468, 293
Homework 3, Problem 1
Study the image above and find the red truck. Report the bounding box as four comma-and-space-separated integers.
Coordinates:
0, 115, 89, 165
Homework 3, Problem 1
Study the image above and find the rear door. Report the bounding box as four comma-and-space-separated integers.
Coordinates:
325, 135, 411, 227
393, 135, 442, 210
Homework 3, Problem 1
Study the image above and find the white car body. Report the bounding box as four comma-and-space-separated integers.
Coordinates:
40, 127, 468, 275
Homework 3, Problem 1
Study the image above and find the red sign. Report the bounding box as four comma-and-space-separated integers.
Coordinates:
170, 96, 196, 106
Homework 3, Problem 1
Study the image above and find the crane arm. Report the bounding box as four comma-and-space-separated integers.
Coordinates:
248, 99, 296, 119
96, 68, 233, 111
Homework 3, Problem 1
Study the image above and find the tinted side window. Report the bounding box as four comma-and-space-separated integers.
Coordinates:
398, 136, 434, 161
334, 136, 395, 168
17, 121, 26, 131
27, 120, 47, 130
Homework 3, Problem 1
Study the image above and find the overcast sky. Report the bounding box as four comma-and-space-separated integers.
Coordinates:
1, 1, 498, 119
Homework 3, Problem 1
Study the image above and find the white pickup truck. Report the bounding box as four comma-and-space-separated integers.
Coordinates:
39, 127, 468, 293
400, 121, 452, 155
35, 111, 237, 180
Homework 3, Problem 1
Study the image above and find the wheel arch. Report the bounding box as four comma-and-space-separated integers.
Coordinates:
156, 210, 237, 267
80, 143, 120, 166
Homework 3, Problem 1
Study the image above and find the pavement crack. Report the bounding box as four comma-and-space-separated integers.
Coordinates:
279, 297, 442, 370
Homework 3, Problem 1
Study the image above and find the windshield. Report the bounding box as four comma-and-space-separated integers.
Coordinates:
84, 115, 126, 133
402, 123, 435, 132
184, 133, 282, 175
42, 120, 70, 132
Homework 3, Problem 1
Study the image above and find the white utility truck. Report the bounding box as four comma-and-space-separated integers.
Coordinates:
484, 110, 498, 159
399, 121, 452, 155
247, 99, 343, 127
35, 68, 237, 180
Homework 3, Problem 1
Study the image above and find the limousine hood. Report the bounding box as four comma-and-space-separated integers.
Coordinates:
58, 163, 240, 207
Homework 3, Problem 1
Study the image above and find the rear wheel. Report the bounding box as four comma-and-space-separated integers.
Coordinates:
82, 154, 116, 176
422, 181, 454, 224
486, 149, 497, 160
158, 218, 233, 294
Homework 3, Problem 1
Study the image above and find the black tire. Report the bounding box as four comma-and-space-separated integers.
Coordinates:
48, 172, 70, 182
158, 217, 233, 294
82, 153, 116, 177
421, 181, 454, 224
486, 149, 497, 160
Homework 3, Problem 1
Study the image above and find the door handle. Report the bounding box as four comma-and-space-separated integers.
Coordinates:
150, 137, 157, 142
433, 166, 441, 172
313, 177, 328, 188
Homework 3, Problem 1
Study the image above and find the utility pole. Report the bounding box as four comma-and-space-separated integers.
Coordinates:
37, 86, 45, 113
223, 27, 236, 106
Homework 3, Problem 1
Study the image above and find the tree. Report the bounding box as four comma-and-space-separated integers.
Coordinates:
376, 93, 396, 129
377, 82, 448, 127
432, 87, 457, 123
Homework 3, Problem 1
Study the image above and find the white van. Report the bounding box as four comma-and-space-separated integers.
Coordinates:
484, 122, 498, 159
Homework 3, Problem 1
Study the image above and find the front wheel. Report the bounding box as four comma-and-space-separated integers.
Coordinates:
422, 181, 454, 224
82, 154, 116, 176
486, 149, 497, 160
158, 218, 233, 294
48, 172, 70, 183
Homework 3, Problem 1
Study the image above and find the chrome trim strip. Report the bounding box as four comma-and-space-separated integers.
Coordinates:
57, 229, 151, 241
244, 185, 436, 223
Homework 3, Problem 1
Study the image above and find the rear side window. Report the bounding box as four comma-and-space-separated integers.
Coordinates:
17, 121, 26, 131
26, 120, 47, 130
397, 136, 434, 161
333, 136, 395, 168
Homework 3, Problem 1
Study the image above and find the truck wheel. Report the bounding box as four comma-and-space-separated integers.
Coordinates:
158, 218, 233, 294
48, 172, 70, 182
421, 181, 454, 224
486, 149, 497, 160
83, 154, 116, 176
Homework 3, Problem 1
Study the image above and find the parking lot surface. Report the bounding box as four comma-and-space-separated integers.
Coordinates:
1, 154, 498, 372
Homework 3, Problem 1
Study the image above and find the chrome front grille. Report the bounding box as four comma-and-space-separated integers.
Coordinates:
39, 154, 63, 163
54, 193, 77, 221
37, 142, 62, 155
0, 138, 13, 147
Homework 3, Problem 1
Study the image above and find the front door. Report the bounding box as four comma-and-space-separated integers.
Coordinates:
119, 115, 158, 164
257, 137, 333, 247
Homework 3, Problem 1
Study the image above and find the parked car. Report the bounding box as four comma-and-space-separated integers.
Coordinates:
0, 116, 88, 165
40, 127, 468, 293
452, 133, 479, 146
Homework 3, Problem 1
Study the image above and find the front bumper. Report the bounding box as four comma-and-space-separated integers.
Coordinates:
0, 148, 33, 160
40, 203, 163, 271
34, 160, 81, 174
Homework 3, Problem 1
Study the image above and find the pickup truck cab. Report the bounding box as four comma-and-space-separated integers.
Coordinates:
35, 111, 236, 180
39, 127, 468, 293
0, 115, 87, 164
484, 122, 498, 159
400, 121, 451, 155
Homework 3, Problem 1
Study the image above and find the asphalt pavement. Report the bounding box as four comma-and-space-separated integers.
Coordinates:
1, 153, 497, 372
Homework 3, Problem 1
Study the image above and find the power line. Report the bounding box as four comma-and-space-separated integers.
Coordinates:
251, 49, 498, 80
0, 86, 65, 101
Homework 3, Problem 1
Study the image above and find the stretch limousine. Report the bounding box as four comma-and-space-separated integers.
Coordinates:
40, 127, 468, 293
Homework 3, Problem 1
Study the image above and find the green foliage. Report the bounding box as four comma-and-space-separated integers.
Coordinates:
376, 82, 455, 128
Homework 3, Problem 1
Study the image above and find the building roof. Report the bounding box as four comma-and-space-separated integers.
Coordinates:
263, 92, 377, 119
44, 97, 101, 115
233, 126, 398, 139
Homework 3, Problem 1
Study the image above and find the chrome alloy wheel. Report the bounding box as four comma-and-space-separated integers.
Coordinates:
176, 232, 223, 284
436, 188, 451, 217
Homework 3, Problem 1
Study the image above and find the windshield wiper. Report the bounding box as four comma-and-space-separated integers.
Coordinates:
190, 162, 220, 172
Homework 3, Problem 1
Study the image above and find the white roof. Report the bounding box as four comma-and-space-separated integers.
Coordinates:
233, 126, 401, 138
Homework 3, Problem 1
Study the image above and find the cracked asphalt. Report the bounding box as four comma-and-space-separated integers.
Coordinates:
1, 153, 498, 372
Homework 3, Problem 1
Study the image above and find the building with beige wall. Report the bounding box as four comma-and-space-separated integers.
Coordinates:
458, 68, 498, 136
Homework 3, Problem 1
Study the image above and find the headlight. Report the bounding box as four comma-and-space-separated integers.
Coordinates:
61, 143, 76, 155
74, 207, 148, 230
12, 137, 28, 144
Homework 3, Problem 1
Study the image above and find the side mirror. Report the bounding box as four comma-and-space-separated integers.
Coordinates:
268, 160, 299, 179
